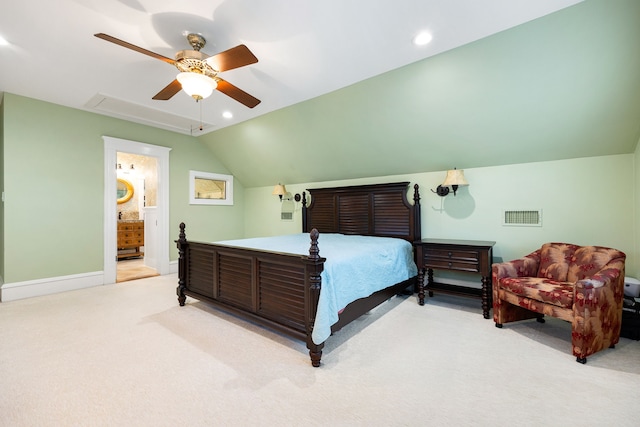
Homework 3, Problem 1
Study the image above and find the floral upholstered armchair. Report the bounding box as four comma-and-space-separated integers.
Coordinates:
492, 243, 626, 364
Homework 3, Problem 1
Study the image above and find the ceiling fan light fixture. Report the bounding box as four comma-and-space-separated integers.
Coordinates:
176, 71, 217, 101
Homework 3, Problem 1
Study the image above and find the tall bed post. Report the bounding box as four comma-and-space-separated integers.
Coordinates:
176, 222, 188, 306
306, 228, 325, 367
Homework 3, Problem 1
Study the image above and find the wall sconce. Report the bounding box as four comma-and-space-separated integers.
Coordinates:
432, 168, 469, 197
272, 184, 302, 202
116, 163, 135, 172
272, 184, 288, 201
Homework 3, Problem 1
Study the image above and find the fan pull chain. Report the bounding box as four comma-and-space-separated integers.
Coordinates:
199, 100, 203, 131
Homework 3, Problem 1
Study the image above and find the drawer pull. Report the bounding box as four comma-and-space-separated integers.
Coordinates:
448, 252, 452, 257
448, 262, 452, 268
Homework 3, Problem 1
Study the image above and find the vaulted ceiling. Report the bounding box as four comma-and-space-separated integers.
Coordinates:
1, 0, 581, 134
197, 0, 640, 187
2, 1, 639, 188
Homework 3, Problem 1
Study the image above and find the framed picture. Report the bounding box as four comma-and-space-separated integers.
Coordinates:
189, 171, 234, 205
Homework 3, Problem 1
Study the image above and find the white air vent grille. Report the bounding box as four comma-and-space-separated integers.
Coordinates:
85, 93, 215, 135
280, 196, 294, 221
502, 209, 542, 226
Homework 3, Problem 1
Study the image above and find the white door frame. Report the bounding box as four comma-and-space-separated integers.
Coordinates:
103, 136, 171, 284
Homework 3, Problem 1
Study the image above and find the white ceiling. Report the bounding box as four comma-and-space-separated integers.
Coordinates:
0, 0, 582, 135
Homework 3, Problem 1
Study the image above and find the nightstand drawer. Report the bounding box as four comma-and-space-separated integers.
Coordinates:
424, 248, 480, 272
424, 257, 480, 273
425, 248, 480, 261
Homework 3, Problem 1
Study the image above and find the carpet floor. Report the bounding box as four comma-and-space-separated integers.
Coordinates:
0, 274, 638, 426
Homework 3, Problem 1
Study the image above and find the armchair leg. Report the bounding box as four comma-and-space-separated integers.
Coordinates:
536, 316, 545, 323
576, 357, 587, 364
495, 323, 503, 328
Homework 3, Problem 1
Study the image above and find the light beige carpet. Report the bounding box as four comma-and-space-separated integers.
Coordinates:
0, 274, 638, 426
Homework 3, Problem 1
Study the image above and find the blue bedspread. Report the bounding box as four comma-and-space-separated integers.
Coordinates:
215, 233, 418, 345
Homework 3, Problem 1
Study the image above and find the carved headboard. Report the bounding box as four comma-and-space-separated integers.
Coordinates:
301, 182, 421, 243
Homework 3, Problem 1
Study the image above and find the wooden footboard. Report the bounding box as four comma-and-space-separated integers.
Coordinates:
176, 224, 327, 366
176, 182, 422, 367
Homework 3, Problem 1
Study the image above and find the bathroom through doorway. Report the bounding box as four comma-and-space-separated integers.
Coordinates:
115, 151, 159, 282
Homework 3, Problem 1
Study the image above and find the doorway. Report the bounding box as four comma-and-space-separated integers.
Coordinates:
103, 136, 172, 285
115, 152, 159, 282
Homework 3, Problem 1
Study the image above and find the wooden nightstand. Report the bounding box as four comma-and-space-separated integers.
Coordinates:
414, 238, 495, 318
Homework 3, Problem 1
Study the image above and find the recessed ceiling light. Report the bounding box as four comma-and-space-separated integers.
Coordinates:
222, 111, 233, 119
413, 31, 432, 46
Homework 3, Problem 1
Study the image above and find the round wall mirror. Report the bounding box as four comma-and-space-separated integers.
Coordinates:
117, 178, 134, 204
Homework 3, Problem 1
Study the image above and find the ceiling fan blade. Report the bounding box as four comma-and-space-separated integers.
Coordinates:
94, 33, 175, 65
152, 79, 182, 100
216, 79, 261, 108
205, 45, 258, 72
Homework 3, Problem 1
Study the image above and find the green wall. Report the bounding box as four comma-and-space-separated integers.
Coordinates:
1, 93, 245, 284
635, 137, 640, 277
1, 0, 639, 293
244, 154, 638, 278
2, 90, 636, 287
198, 0, 640, 189
0, 95, 5, 283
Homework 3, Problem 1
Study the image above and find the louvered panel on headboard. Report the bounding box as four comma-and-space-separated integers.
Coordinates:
373, 192, 410, 237
338, 193, 369, 235
302, 182, 421, 243
305, 192, 336, 232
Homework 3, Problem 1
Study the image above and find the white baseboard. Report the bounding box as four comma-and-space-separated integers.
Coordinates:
1, 262, 180, 302
0, 271, 104, 302
169, 260, 178, 274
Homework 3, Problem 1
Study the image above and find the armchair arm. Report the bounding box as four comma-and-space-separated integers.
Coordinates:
492, 250, 541, 281
572, 257, 625, 356
575, 258, 625, 293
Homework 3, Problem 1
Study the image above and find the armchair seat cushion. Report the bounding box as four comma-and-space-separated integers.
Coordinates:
500, 277, 574, 309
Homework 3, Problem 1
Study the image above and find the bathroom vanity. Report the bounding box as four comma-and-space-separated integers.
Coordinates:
117, 220, 144, 259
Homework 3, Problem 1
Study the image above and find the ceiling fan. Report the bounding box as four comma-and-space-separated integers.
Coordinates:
95, 32, 260, 108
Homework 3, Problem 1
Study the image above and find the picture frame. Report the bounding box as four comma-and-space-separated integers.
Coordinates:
189, 170, 234, 205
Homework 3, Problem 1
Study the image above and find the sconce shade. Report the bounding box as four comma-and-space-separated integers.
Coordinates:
176, 72, 217, 100
442, 169, 469, 187
272, 184, 287, 196
432, 168, 469, 197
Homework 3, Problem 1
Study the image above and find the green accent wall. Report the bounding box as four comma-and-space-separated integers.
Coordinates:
635, 136, 640, 277
198, 0, 640, 189
1, 0, 639, 293
0, 95, 5, 283
244, 153, 638, 277
1, 93, 245, 284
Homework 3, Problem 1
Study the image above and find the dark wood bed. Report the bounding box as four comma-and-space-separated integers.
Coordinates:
176, 182, 422, 366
